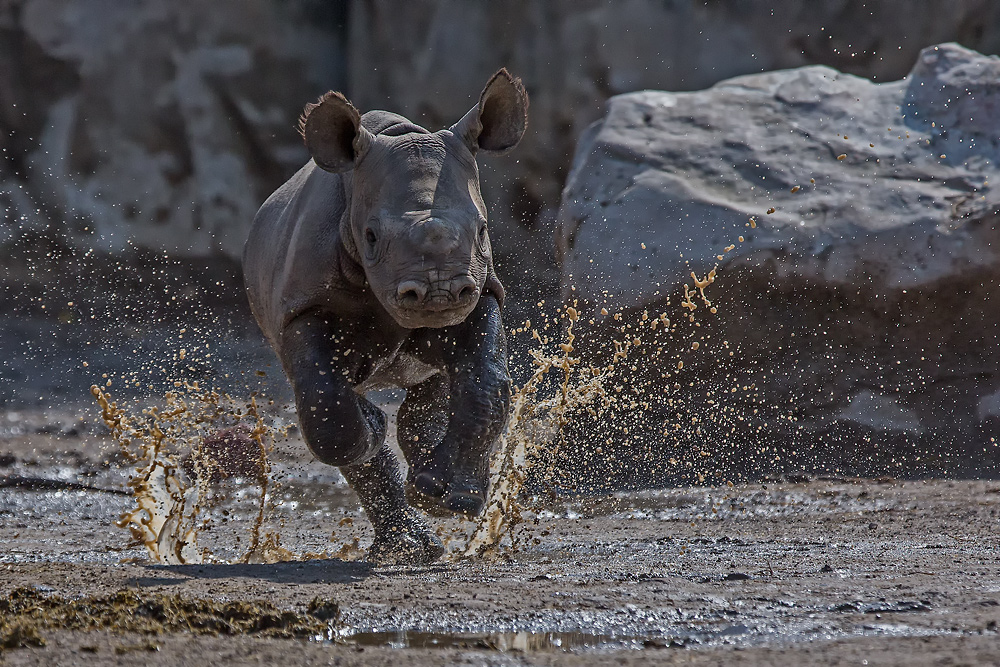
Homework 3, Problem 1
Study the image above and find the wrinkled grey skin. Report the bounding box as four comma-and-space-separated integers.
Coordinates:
243, 70, 527, 564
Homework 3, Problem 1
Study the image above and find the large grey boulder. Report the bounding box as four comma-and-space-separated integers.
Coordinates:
555, 43, 1000, 483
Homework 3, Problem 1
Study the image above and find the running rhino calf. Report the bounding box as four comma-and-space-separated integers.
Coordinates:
243, 70, 527, 564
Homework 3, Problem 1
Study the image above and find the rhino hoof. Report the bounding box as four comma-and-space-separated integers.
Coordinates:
442, 490, 485, 517
405, 484, 454, 517
367, 526, 444, 565
412, 470, 447, 498
442, 475, 486, 516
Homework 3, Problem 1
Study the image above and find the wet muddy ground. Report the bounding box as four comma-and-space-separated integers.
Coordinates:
2, 406, 999, 665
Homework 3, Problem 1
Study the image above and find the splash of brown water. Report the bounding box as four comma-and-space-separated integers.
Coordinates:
91, 277, 725, 564
91, 383, 282, 564
92, 244, 739, 564
463, 305, 610, 557
460, 262, 729, 557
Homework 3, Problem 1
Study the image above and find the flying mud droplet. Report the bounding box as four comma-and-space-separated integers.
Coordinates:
91, 223, 755, 564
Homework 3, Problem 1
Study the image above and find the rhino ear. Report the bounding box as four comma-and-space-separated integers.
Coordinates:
299, 91, 374, 173
451, 68, 528, 155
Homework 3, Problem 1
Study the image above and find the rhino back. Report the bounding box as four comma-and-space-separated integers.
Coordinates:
243, 161, 352, 346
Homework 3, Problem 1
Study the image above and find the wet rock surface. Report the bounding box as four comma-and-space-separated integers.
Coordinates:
1, 415, 1000, 665
556, 43, 1000, 479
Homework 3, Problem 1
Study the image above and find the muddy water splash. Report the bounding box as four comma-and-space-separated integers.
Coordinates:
91, 383, 288, 564
92, 256, 732, 563
460, 266, 723, 557
463, 305, 609, 557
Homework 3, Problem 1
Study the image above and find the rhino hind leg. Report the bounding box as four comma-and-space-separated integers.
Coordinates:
340, 444, 444, 565
279, 313, 442, 564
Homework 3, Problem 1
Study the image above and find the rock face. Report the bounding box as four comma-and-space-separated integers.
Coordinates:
555, 43, 1000, 483
0, 0, 346, 260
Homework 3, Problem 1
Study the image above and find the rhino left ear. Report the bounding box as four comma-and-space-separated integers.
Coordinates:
299, 91, 374, 173
451, 68, 528, 155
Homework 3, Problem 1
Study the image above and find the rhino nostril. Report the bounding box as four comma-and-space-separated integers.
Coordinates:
451, 276, 478, 303
457, 284, 477, 302
396, 280, 427, 306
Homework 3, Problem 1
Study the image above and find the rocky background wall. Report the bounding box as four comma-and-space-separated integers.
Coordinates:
1, 0, 348, 319
2, 1, 1000, 479
3, 0, 999, 323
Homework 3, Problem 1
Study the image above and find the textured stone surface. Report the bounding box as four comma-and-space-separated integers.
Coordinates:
558, 43, 1000, 308
555, 43, 1000, 479
0, 0, 346, 260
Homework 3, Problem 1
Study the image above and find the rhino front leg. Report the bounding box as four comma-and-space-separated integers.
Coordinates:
279, 313, 443, 564
411, 295, 512, 516
396, 373, 451, 512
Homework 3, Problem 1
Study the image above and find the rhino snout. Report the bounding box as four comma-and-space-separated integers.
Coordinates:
395, 276, 479, 311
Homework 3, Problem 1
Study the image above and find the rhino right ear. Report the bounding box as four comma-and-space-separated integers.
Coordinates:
299, 91, 374, 173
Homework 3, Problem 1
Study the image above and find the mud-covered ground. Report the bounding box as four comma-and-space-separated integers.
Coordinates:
2, 403, 999, 666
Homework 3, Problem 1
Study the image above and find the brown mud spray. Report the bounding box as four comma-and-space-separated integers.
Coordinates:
91, 226, 760, 565
91, 383, 293, 564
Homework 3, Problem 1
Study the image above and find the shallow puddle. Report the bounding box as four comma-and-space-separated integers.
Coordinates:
334, 628, 687, 651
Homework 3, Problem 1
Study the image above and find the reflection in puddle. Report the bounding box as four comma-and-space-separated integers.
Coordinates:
334, 629, 685, 651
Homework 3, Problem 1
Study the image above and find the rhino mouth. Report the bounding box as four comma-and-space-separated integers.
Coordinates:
390, 302, 476, 329
385, 278, 481, 328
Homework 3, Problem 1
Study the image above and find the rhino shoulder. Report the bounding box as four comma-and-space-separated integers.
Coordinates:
244, 161, 362, 343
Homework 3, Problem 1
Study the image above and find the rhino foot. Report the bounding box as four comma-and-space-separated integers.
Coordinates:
407, 472, 487, 518
405, 483, 455, 517
367, 515, 444, 565
442, 490, 484, 517
411, 469, 447, 498
442, 476, 486, 517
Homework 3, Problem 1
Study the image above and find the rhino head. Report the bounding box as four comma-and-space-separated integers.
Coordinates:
300, 69, 528, 329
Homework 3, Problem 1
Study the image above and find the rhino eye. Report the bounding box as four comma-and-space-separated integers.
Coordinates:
478, 223, 487, 241
365, 228, 378, 247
